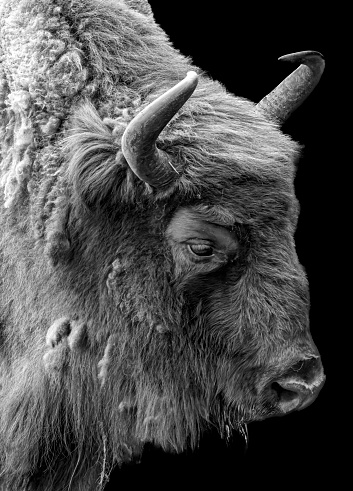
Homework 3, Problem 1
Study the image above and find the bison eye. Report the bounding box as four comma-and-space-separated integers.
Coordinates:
188, 244, 214, 257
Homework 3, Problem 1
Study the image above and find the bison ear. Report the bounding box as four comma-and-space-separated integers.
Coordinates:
65, 102, 125, 208
256, 51, 325, 125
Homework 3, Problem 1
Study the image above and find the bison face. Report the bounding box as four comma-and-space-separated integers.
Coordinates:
59, 94, 325, 453
164, 205, 324, 426
56, 58, 325, 455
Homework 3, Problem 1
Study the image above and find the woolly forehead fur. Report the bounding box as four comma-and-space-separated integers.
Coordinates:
0, 0, 300, 224
66, 91, 300, 220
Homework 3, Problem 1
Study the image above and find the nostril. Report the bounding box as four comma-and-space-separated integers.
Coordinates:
271, 382, 297, 402
267, 356, 325, 414
270, 381, 302, 413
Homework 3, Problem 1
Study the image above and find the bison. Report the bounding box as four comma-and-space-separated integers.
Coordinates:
0, 0, 325, 489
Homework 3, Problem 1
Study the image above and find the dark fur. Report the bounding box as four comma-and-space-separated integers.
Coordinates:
0, 1, 319, 489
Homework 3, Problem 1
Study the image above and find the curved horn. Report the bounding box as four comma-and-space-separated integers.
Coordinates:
121, 71, 198, 188
256, 51, 325, 124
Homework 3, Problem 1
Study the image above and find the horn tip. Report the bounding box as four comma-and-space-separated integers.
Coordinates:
186, 70, 199, 85
278, 50, 324, 63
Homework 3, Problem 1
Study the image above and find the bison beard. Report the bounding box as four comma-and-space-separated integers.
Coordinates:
0, 0, 324, 490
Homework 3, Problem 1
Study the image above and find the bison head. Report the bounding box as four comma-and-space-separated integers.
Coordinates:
59, 52, 325, 451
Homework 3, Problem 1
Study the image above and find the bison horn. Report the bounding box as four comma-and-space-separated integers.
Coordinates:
121, 71, 198, 188
256, 51, 325, 124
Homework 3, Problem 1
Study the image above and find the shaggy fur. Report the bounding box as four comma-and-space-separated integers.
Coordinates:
0, 0, 321, 489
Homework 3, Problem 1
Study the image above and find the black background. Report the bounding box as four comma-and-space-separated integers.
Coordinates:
108, 1, 340, 488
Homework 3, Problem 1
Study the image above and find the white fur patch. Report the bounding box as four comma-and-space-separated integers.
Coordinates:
43, 341, 69, 375
45, 317, 71, 348
67, 320, 88, 351
0, 3, 89, 209
97, 334, 119, 387
43, 318, 88, 380
0, 90, 34, 208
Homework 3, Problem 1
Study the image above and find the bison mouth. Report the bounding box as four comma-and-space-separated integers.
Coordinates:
255, 365, 326, 420
265, 375, 325, 416
218, 359, 325, 428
